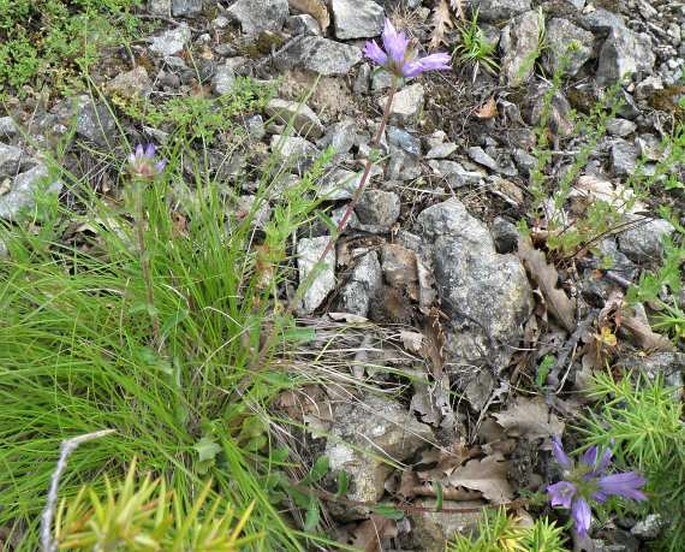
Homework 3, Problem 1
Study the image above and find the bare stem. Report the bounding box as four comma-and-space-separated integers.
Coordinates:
134, 183, 161, 352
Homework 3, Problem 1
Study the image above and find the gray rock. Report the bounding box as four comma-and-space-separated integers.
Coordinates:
147, 0, 170, 15
265, 98, 324, 138
274, 36, 362, 75
354, 189, 400, 229
171, 0, 202, 16
619, 353, 684, 390
384, 83, 424, 126
606, 118, 637, 137
270, 135, 319, 161
636, 134, 666, 162
150, 24, 191, 56
331, 0, 384, 40
0, 164, 63, 221
227, 0, 289, 34
353, 62, 371, 94
285, 14, 322, 36
499, 10, 541, 86
371, 68, 394, 91
246, 115, 266, 140
410, 500, 483, 552
0, 144, 23, 180
634, 75, 664, 101
467, 146, 499, 171
212, 62, 236, 95
107, 66, 153, 99
630, 514, 663, 540
428, 160, 484, 188
610, 139, 638, 177
596, 28, 656, 85
618, 216, 675, 263
542, 18, 594, 77
297, 236, 336, 314
473, 0, 531, 22
75, 96, 116, 146
512, 149, 537, 176
581, 7, 625, 33
0, 117, 18, 140
387, 126, 421, 156
319, 166, 382, 200
385, 148, 422, 181
491, 217, 519, 254
319, 120, 359, 156
324, 393, 433, 515
338, 251, 382, 316
597, 238, 639, 284
426, 142, 457, 159
418, 199, 532, 373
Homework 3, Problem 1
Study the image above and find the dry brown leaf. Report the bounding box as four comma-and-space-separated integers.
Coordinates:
474, 97, 497, 119
619, 306, 675, 352
450, 0, 465, 20
493, 397, 564, 441
518, 236, 576, 332
447, 453, 513, 503
288, 0, 330, 32
430, 0, 454, 50
347, 515, 398, 552
400, 330, 424, 353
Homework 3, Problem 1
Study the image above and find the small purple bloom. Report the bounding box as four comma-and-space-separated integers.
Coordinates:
363, 19, 451, 79
547, 438, 647, 537
127, 143, 167, 180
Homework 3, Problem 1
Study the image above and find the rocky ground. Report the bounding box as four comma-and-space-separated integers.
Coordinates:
1, 0, 684, 550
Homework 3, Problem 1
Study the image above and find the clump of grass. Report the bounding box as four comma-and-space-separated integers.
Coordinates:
453, 9, 499, 80
0, 81, 337, 548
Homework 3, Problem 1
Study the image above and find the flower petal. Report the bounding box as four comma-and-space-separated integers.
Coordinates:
363, 40, 388, 66
144, 144, 156, 158
547, 481, 576, 509
415, 52, 451, 72
571, 497, 592, 536
551, 436, 573, 470
135, 144, 144, 158
382, 19, 409, 65
597, 472, 647, 501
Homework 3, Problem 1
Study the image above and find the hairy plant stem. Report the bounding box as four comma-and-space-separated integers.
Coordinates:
246, 77, 398, 376
134, 181, 161, 352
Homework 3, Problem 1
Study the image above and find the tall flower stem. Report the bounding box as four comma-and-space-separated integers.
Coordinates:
246, 79, 398, 376
133, 181, 161, 352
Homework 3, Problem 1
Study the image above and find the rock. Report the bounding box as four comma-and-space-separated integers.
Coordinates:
636, 134, 666, 162
265, 98, 324, 138
606, 118, 637, 137
270, 135, 319, 161
474, 0, 531, 22
581, 7, 625, 33
227, 0, 289, 34
467, 146, 499, 171
418, 199, 532, 376
147, 0, 170, 15
212, 62, 236, 95
285, 14, 322, 36
634, 75, 664, 101
74, 96, 116, 146
610, 139, 638, 177
297, 236, 336, 314
385, 148, 422, 181
499, 10, 542, 86
384, 83, 424, 126
0, 164, 63, 221
619, 353, 684, 390
324, 393, 433, 516
107, 66, 152, 99
319, 166, 382, 200
338, 251, 382, 316
428, 159, 484, 188
525, 85, 574, 138
492, 217, 519, 254
171, 0, 202, 16
354, 189, 400, 229
331, 0, 384, 40
542, 18, 594, 77
426, 142, 457, 159
149, 24, 191, 56
0, 144, 24, 180
596, 28, 656, 85
618, 216, 675, 263
387, 126, 421, 156
409, 500, 483, 552
319, 120, 359, 156
274, 36, 362, 75
630, 514, 663, 540
0, 117, 18, 140
597, 238, 639, 284
381, 243, 419, 298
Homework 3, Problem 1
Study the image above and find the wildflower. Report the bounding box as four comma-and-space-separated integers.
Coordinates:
547, 437, 647, 537
127, 144, 167, 180
363, 19, 451, 79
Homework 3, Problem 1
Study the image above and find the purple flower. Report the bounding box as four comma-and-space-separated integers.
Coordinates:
547, 437, 647, 537
363, 19, 451, 79
127, 144, 167, 180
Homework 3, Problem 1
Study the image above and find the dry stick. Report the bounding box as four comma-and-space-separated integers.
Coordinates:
246, 78, 399, 375
41, 429, 116, 552
134, 182, 162, 352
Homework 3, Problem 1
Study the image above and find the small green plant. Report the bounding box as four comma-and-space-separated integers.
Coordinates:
54, 459, 261, 550
579, 372, 685, 549
453, 9, 499, 80
447, 507, 567, 551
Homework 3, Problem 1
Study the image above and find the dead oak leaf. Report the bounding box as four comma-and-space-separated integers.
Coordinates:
493, 396, 564, 442
447, 453, 513, 503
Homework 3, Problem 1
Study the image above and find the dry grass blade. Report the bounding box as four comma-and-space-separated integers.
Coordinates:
430, 0, 454, 50
287, 0, 330, 32
517, 236, 576, 332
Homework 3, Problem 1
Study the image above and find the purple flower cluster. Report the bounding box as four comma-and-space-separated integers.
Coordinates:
363, 19, 451, 79
127, 144, 167, 181
547, 437, 647, 537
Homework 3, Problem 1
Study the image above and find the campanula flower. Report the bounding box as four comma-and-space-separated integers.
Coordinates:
127, 144, 167, 180
363, 19, 451, 79
547, 437, 647, 537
